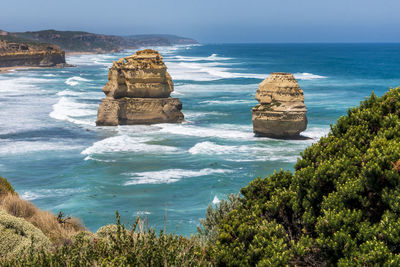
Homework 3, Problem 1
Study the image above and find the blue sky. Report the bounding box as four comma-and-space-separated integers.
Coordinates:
1, 0, 399, 43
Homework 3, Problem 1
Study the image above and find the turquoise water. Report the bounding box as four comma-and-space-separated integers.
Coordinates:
1, 43, 400, 235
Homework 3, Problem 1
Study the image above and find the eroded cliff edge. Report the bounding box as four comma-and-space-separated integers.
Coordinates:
0, 32, 66, 68
9, 30, 198, 53
96, 49, 184, 126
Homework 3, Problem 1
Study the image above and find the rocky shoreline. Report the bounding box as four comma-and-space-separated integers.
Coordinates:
0, 29, 198, 73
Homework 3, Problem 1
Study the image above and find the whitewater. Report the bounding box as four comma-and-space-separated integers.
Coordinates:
1, 43, 400, 235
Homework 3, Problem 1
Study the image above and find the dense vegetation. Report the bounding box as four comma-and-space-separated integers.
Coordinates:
2, 87, 400, 265
197, 193, 241, 244
215, 88, 400, 265
2, 213, 210, 266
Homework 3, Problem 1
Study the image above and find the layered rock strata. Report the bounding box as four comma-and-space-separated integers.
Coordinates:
252, 73, 307, 138
0, 39, 66, 68
96, 49, 184, 126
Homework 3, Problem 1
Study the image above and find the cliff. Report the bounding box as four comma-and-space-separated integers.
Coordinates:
124, 34, 198, 47
13, 30, 128, 53
252, 73, 307, 138
0, 32, 66, 68
96, 49, 184, 126
8, 30, 198, 53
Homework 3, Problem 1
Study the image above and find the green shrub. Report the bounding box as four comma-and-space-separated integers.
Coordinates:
3, 212, 213, 266
0, 208, 50, 259
197, 193, 241, 244
214, 88, 400, 266
0, 176, 15, 196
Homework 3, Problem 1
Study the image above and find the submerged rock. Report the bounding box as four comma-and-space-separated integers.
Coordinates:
96, 49, 184, 126
252, 73, 307, 138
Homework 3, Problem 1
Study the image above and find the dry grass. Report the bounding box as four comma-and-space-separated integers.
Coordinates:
0, 176, 16, 195
392, 159, 400, 173
0, 193, 85, 243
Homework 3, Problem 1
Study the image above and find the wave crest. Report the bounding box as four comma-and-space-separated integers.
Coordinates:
124, 168, 233, 185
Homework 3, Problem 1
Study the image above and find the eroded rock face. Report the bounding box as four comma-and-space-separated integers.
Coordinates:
0, 40, 66, 68
252, 73, 307, 138
96, 49, 184, 126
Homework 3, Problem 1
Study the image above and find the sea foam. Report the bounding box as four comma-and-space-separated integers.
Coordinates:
0, 139, 83, 155
124, 168, 233, 185
20, 188, 83, 201
188, 139, 316, 163
0, 76, 50, 96
212, 196, 221, 204
81, 135, 179, 156
49, 97, 97, 126
65, 76, 91, 86
172, 53, 232, 62
199, 99, 256, 105
166, 61, 266, 81
294, 72, 327, 80
157, 123, 254, 140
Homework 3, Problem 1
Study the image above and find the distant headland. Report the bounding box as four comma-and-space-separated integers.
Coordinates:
0, 29, 198, 71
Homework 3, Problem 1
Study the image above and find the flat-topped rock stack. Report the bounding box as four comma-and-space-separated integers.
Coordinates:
252, 73, 307, 138
96, 49, 184, 126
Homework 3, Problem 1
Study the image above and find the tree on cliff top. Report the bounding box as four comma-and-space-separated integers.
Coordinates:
214, 87, 400, 266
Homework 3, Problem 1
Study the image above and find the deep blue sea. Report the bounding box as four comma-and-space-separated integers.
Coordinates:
1, 43, 400, 235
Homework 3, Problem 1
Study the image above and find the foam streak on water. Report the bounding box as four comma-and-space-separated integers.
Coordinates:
124, 168, 233, 185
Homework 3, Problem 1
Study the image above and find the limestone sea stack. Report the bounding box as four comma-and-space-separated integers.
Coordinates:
96, 49, 184, 126
251, 73, 307, 138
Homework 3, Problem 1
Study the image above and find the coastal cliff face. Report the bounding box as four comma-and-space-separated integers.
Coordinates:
0, 38, 66, 68
9, 30, 198, 53
96, 49, 184, 126
252, 73, 307, 138
124, 34, 199, 47
14, 30, 128, 53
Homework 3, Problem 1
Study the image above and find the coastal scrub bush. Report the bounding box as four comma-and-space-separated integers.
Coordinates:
198, 193, 241, 244
214, 87, 400, 265
3, 212, 213, 266
0, 208, 51, 259
0, 191, 85, 243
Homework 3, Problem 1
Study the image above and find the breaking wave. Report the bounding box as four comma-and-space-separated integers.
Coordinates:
49, 97, 97, 126
21, 188, 84, 201
157, 123, 254, 140
0, 139, 83, 155
65, 76, 91, 86
81, 135, 179, 156
124, 168, 233, 185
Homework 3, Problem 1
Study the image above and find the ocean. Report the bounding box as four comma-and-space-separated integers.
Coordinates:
1, 43, 400, 235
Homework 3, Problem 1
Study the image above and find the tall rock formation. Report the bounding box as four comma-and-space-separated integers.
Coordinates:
96, 49, 184, 126
252, 73, 307, 138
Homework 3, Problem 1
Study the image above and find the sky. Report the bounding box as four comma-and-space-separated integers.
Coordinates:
1, 0, 400, 43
